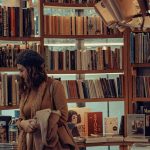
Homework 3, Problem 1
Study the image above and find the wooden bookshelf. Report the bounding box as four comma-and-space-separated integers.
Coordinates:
0, 1, 137, 150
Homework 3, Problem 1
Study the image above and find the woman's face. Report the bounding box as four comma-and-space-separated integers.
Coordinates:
17, 64, 28, 83
71, 114, 78, 124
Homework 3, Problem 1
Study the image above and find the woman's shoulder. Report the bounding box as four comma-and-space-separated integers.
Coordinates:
47, 77, 62, 87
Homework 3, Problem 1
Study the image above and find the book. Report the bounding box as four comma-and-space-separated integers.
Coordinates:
0, 121, 7, 143
104, 117, 118, 135
94, 0, 117, 27
119, 115, 125, 136
0, 116, 12, 142
127, 114, 145, 137
67, 107, 91, 137
142, 106, 150, 136
133, 102, 150, 136
85, 112, 103, 136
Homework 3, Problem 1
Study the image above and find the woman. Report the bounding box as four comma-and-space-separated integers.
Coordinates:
16, 50, 78, 150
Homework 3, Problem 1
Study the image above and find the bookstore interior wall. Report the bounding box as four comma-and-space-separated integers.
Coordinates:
0, 0, 150, 150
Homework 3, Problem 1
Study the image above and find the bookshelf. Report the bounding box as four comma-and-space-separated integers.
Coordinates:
41, 1, 128, 150
128, 31, 150, 112
127, 31, 150, 142
1, 1, 149, 150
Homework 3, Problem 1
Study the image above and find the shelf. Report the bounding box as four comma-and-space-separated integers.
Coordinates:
0, 68, 18, 72
0, 98, 124, 110
67, 98, 125, 103
44, 34, 123, 39
0, 37, 41, 41
132, 63, 150, 68
0, 68, 124, 74
132, 98, 150, 102
0, 105, 19, 110
47, 69, 124, 74
44, 2, 95, 8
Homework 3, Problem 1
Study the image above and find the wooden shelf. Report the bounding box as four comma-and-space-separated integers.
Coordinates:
0, 37, 41, 41
47, 69, 124, 74
0, 68, 124, 74
67, 98, 125, 103
132, 98, 150, 102
0, 105, 19, 110
0, 68, 18, 72
132, 63, 150, 68
44, 2, 95, 8
132, 29, 150, 33
44, 34, 123, 39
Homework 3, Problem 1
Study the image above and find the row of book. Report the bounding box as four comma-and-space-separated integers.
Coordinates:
44, 15, 120, 36
44, 0, 100, 3
0, 44, 40, 68
0, 74, 124, 106
68, 106, 150, 139
130, 32, 150, 64
133, 76, 150, 98
0, 74, 20, 107
61, 76, 124, 99
44, 46, 123, 71
0, 6, 34, 37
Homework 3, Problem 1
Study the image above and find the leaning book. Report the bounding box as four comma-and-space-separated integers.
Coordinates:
67, 107, 91, 137
127, 114, 145, 137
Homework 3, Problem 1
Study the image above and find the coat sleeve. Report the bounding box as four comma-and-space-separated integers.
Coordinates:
16, 95, 26, 130
52, 80, 68, 125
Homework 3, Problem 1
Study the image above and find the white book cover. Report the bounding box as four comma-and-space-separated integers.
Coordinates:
104, 117, 118, 135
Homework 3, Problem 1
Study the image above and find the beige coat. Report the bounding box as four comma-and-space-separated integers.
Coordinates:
17, 78, 78, 150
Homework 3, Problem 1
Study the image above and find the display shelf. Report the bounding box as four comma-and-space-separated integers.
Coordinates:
67, 98, 125, 103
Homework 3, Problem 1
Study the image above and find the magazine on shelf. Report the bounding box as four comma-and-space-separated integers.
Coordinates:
127, 114, 145, 137
67, 107, 91, 137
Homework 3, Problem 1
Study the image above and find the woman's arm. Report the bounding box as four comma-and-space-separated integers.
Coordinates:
52, 80, 68, 125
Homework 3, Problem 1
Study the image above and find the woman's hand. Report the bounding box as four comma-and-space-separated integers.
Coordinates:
20, 119, 37, 133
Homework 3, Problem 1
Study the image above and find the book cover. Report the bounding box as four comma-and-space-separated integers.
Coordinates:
85, 112, 103, 136
119, 115, 124, 136
104, 117, 118, 135
127, 114, 145, 137
94, 0, 117, 26
143, 106, 150, 136
0, 121, 7, 143
67, 107, 91, 137
0, 116, 12, 142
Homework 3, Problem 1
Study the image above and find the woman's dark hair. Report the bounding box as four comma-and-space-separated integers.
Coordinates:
19, 65, 47, 94
16, 50, 47, 94
67, 110, 81, 123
